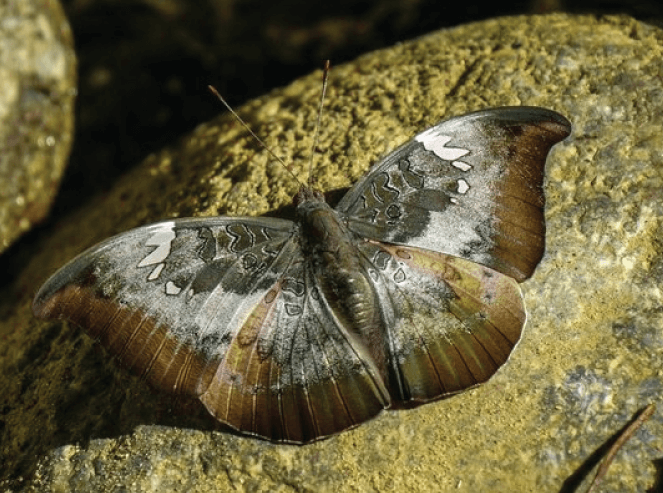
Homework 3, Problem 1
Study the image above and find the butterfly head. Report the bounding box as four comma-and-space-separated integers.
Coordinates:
294, 185, 337, 231
295, 185, 325, 207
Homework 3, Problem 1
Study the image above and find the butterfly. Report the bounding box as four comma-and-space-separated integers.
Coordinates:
33, 103, 571, 444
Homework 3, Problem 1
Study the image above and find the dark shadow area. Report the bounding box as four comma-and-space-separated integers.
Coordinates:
1, 325, 271, 490
52, 0, 547, 224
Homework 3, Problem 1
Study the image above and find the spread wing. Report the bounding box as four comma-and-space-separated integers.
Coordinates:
33, 216, 391, 443
33, 217, 299, 398
357, 240, 525, 404
336, 107, 571, 282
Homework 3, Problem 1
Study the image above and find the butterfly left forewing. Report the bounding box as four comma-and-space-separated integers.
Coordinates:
33, 216, 298, 397
357, 240, 525, 404
334, 107, 570, 404
337, 107, 571, 282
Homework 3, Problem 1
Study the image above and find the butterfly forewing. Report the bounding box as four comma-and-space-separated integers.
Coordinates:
33, 216, 297, 395
337, 107, 571, 282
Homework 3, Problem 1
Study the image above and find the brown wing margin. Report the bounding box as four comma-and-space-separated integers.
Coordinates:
197, 280, 391, 444
488, 113, 572, 282
32, 283, 210, 397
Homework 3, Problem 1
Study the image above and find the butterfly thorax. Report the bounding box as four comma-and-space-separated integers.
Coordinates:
296, 187, 389, 379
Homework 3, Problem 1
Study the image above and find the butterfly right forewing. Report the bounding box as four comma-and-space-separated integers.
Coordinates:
33, 216, 299, 396
337, 107, 572, 282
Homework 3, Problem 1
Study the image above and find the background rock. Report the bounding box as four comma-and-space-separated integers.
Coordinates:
1, 12, 663, 493
0, 0, 75, 253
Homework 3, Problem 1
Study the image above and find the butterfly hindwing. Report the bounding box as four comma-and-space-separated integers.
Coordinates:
357, 240, 524, 404
337, 107, 571, 282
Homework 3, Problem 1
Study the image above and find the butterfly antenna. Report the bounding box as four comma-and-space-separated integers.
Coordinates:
207, 85, 303, 186
307, 60, 331, 188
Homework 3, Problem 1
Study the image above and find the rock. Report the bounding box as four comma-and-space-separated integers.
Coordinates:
1, 13, 661, 492
0, 0, 76, 253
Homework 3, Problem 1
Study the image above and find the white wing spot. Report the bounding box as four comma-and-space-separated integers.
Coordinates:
457, 179, 470, 194
415, 130, 470, 162
452, 160, 472, 171
393, 268, 406, 283
147, 263, 165, 281
450, 197, 459, 204
165, 281, 182, 296
137, 222, 176, 280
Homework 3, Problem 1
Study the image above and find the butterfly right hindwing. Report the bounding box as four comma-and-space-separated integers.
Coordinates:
198, 253, 391, 443
357, 240, 525, 404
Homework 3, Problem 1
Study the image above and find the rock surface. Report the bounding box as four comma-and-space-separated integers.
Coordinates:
0, 0, 76, 253
1, 13, 662, 492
